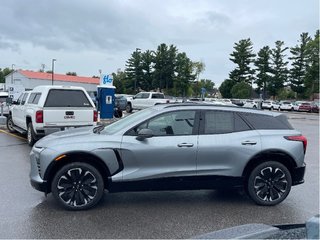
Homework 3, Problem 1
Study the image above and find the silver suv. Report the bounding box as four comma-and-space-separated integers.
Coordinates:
30, 104, 307, 210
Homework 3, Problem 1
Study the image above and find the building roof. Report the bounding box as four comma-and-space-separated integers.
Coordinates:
18, 70, 100, 85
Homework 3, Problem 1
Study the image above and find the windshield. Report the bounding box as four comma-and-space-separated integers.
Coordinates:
102, 108, 156, 135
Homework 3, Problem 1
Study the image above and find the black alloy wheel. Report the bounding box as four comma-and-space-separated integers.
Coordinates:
247, 161, 292, 206
126, 103, 132, 113
51, 162, 104, 210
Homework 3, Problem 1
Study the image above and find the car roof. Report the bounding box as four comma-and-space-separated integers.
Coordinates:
32, 85, 86, 92
151, 103, 281, 117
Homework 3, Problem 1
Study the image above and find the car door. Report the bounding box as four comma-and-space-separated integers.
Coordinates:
12, 93, 28, 128
197, 110, 261, 178
120, 110, 199, 185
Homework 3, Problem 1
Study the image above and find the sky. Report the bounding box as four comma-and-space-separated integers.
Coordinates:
0, 0, 318, 86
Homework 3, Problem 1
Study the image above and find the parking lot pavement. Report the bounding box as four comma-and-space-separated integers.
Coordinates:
0, 113, 318, 238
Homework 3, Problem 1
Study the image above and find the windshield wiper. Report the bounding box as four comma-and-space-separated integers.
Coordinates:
93, 124, 105, 134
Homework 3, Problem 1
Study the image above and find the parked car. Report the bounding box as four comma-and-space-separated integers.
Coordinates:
0, 91, 9, 116
262, 100, 280, 110
279, 101, 294, 111
292, 101, 304, 111
297, 102, 312, 112
231, 99, 244, 107
7, 86, 97, 146
114, 94, 127, 118
311, 101, 319, 113
243, 100, 260, 108
30, 103, 307, 210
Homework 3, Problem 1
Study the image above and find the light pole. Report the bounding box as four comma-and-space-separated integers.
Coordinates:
11, 64, 15, 84
51, 59, 56, 85
134, 48, 141, 93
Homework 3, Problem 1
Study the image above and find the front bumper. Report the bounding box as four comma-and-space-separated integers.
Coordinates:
292, 163, 306, 186
30, 178, 48, 193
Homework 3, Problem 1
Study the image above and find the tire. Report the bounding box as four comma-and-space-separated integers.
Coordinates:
114, 110, 123, 118
270, 107, 274, 111
253, 105, 257, 109
247, 161, 292, 206
27, 122, 37, 146
6, 116, 16, 133
51, 162, 104, 210
126, 103, 132, 113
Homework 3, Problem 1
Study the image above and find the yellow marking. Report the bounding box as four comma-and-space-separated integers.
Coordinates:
55, 154, 67, 161
0, 129, 27, 141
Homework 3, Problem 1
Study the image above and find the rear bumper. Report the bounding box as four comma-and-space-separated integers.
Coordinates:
292, 163, 306, 186
36, 124, 94, 136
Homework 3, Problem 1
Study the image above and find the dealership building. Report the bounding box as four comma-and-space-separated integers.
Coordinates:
5, 70, 99, 92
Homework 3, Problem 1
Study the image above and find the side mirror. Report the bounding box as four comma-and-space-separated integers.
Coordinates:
136, 128, 153, 141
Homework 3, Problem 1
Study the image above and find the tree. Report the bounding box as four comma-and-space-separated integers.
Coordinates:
125, 49, 143, 94
219, 79, 236, 98
229, 38, 256, 84
66, 72, 77, 76
191, 79, 214, 97
304, 30, 319, 99
289, 32, 312, 98
174, 52, 195, 96
0, 68, 13, 83
112, 70, 127, 93
269, 41, 289, 98
231, 81, 251, 99
193, 61, 206, 81
254, 46, 272, 99
140, 50, 155, 91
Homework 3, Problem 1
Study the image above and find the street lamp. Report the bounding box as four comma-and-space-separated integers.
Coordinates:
134, 48, 141, 93
11, 64, 15, 84
51, 59, 56, 85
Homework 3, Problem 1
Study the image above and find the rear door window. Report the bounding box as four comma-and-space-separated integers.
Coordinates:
44, 89, 92, 107
240, 113, 293, 129
27, 93, 42, 104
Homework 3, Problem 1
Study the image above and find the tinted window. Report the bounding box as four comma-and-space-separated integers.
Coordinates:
27, 93, 42, 104
204, 111, 234, 134
240, 113, 292, 129
129, 110, 196, 136
234, 113, 251, 131
151, 93, 164, 99
44, 90, 92, 107
21, 93, 29, 105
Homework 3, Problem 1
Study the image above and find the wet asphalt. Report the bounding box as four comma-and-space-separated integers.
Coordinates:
0, 112, 318, 239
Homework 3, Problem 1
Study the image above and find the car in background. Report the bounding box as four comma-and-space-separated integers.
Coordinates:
0, 91, 9, 116
30, 103, 307, 210
243, 100, 260, 108
262, 100, 280, 110
292, 101, 304, 111
297, 102, 312, 112
114, 94, 127, 118
311, 101, 319, 113
231, 99, 244, 107
279, 101, 294, 111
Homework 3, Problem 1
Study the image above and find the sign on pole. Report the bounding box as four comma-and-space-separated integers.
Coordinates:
100, 74, 113, 86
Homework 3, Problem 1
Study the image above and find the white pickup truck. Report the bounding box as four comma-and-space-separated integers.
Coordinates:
126, 92, 173, 113
7, 85, 97, 146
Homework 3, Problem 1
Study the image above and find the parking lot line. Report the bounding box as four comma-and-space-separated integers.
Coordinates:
0, 129, 27, 141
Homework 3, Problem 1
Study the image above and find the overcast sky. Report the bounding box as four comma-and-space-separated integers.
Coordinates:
0, 0, 318, 86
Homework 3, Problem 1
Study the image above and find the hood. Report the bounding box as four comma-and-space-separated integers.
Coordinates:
35, 126, 97, 148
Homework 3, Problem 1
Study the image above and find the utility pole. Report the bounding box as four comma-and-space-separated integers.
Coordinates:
11, 64, 15, 84
51, 59, 56, 85
134, 48, 141, 93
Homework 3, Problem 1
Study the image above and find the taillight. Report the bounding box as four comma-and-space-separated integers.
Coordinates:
284, 135, 307, 154
36, 110, 43, 123
93, 110, 98, 122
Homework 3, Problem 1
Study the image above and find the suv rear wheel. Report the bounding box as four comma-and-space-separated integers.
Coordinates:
27, 122, 37, 146
51, 162, 104, 210
126, 103, 132, 113
247, 161, 292, 206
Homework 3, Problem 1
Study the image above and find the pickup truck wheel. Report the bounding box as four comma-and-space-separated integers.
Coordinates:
126, 103, 132, 113
27, 123, 37, 146
6, 116, 16, 133
51, 162, 104, 210
247, 161, 292, 206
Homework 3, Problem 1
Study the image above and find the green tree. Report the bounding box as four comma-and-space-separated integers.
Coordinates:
193, 61, 206, 81
289, 32, 312, 98
125, 49, 143, 94
269, 41, 289, 98
304, 30, 319, 99
66, 72, 77, 76
229, 38, 256, 84
254, 46, 272, 99
231, 81, 251, 99
219, 79, 236, 98
191, 79, 214, 97
0, 68, 13, 83
174, 52, 195, 96
140, 50, 155, 91
112, 70, 127, 93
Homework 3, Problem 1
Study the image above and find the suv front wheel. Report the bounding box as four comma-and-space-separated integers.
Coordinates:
247, 161, 292, 206
51, 162, 105, 210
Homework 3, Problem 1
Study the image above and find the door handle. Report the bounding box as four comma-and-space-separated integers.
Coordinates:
241, 141, 257, 145
177, 143, 194, 147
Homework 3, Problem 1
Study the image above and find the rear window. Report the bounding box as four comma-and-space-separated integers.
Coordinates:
44, 89, 92, 107
240, 113, 293, 130
151, 93, 164, 99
